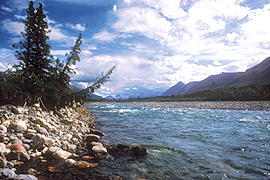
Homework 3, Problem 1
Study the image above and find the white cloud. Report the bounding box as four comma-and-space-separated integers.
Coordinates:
92, 30, 118, 42
1, 5, 13, 12
66, 23, 86, 31
239, 4, 270, 49
0, 48, 17, 71
81, 50, 93, 57
113, 5, 117, 12
112, 6, 173, 44
48, 26, 77, 46
213, 60, 222, 66
14, 15, 26, 20
50, 50, 70, 56
1, 19, 24, 36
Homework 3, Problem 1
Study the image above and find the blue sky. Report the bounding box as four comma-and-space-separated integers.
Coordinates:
1, 0, 270, 97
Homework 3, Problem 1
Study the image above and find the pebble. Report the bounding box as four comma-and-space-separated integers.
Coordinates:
0, 125, 7, 134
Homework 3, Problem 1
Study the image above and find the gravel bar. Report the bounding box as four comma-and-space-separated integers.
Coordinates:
129, 101, 270, 111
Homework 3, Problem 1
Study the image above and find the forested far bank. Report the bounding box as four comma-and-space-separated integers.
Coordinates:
95, 83, 270, 102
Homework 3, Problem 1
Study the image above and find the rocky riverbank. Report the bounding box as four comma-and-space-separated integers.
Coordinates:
129, 101, 270, 111
0, 102, 147, 180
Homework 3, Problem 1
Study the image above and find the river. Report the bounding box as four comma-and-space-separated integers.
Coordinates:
85, 102, 270, 180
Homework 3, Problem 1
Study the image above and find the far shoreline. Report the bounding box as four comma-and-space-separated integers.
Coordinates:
86, 101, 270, 111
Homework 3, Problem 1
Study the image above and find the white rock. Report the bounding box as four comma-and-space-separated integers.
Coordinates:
11, 120, 27, 132
53, 150, 72, 160
0, 125, 7, 134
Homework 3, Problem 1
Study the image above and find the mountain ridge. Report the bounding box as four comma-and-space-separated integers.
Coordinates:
163, 57, 270, 96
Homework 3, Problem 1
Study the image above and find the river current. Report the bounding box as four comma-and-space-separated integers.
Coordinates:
85, 102, 270, 180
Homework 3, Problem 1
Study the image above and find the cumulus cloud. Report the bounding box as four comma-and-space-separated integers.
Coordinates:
76, 0, 270, 95
0, 48, 17, 71
92, 30, 118, 42
1, 5, 13, 12
1, 19, 24, 36
50, 50, 70, 56
66, 23, 86, 31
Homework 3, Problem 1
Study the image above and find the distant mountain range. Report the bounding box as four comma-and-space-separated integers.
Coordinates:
105, 85, 164, 100
162, 57, 270, 96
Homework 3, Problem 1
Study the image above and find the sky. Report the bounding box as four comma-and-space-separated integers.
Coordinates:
1, 0, 270, 98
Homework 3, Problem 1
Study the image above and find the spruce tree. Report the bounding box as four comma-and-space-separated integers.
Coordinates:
13, 1, 52, 101
8, 1, 114, 108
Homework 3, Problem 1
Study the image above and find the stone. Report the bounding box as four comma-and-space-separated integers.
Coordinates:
11, 120, 27, 132
22, 144, 30, 151
35, 127, 48, 135
31, 134, 55, 150
80, 126, 90, 134
90, 128, 106, 136
31, 134, 46, 150
87, 141, 103, 150
107, 144, 148, 157
89, 145, 108, 156
85, 134, 101, 143
15, 174, 38, 180
6, 150, 30, 162
0, 136, 9, 143
26, 129, 37, 134
65, 158, 76, 166
0, 142, 10, 155
12, 139, 23, 145
16, 133, 24, 139
22, 139, 33, 144
33, 103, 40, 109
36, 118, 53, 131
44, 146, 62, 157
67, 144, 76, 152
1, 168, 17, 179
11, 107, 24, 114
0, 125, 7, 134
9, 143, 27, 153
72, 161, 98, 169
1, 120, 11, 127
62, 133, 72, 140
0, 155, 7, 168
53, 150, 72, 160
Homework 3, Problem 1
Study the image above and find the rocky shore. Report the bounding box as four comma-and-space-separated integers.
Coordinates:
0, 102, 147, 180
129, 101, 270, 111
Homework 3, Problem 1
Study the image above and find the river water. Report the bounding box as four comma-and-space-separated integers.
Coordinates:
85, 102, 270, 180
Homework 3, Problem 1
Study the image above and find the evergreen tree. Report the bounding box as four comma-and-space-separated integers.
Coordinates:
13, 1, 52, 101
1, 1, 114, 108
